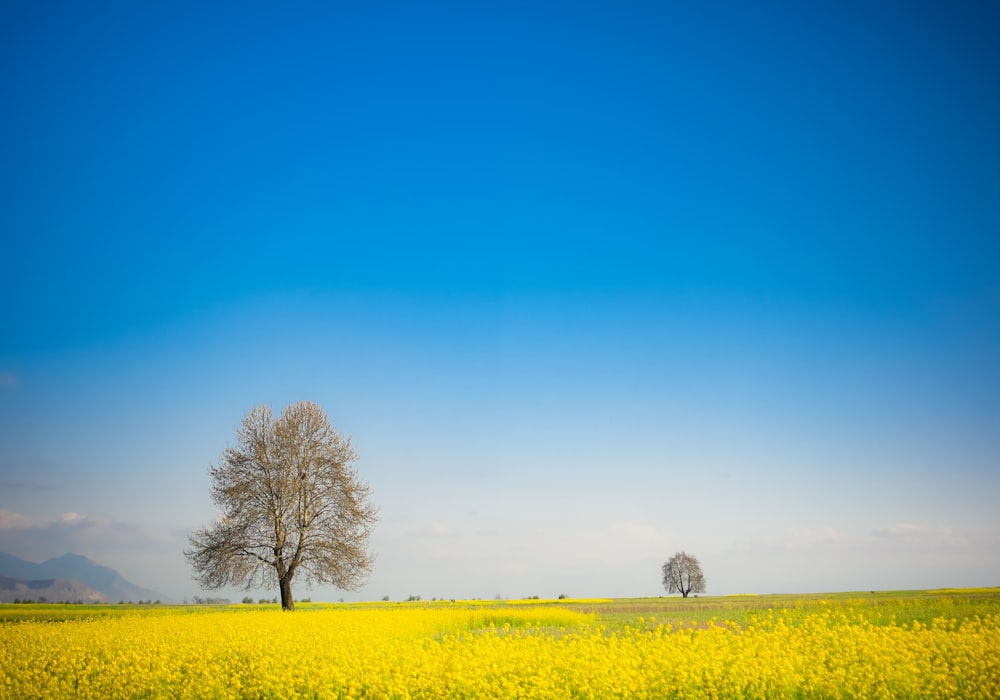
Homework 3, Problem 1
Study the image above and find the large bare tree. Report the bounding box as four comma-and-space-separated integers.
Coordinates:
185, 402, 377, 610
661, 551, 706, 598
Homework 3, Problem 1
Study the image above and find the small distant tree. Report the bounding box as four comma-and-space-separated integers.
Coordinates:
661, 551, 706, 598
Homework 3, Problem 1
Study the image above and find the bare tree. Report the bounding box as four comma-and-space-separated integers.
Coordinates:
661, 551, 706, 598
185, 402, 377, 611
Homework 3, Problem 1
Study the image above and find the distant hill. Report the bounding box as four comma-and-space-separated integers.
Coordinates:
0, 552, 168, 603
0, 575, 109, 603
0, 552, 41, 579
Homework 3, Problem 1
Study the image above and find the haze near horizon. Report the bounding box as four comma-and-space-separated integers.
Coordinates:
1, 0, 998, 602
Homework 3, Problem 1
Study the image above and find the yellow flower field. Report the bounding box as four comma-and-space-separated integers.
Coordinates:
2, 596, 998, 699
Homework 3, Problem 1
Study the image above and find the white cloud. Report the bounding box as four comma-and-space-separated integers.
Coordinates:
0, 508, 149, 551
0, 508, 38, 529
872, 523, 931, 538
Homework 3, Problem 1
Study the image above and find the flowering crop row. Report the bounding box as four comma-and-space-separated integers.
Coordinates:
2, 601, 997, 698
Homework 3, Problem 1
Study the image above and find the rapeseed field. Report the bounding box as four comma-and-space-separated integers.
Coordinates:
2, 593, 998, 698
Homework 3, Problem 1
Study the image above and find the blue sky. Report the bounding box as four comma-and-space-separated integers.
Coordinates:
1, 0, 998, 601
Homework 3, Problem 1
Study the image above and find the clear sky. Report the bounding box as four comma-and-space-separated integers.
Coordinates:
1, 0, 998, 602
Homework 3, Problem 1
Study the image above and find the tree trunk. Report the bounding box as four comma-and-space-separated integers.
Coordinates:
279, 575, 295, 611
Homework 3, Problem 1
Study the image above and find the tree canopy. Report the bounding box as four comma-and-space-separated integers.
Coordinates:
661, 551, 706, 598
185, 401, 377, 610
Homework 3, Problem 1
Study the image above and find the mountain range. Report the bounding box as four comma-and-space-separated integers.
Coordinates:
0, 552, 168, 603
